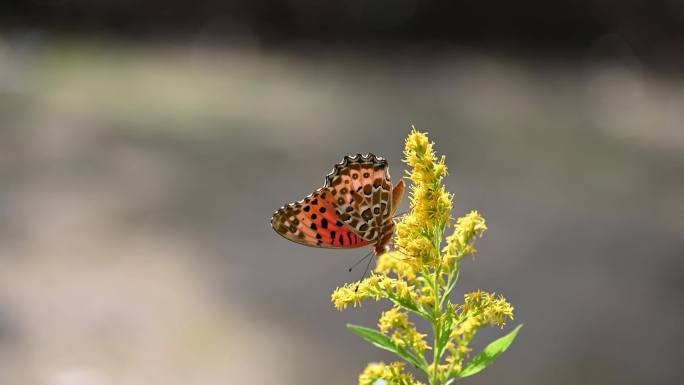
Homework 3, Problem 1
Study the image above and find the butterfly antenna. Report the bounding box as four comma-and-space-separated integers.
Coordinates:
355, 252, 375, 293
348, 250, 374, 272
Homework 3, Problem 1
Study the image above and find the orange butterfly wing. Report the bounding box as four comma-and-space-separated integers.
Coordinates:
271, 187, 371, 249
325, 154, 394, 241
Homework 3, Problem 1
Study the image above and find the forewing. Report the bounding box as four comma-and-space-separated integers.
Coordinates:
325, 154, 393, 241
271, 187, 371, 249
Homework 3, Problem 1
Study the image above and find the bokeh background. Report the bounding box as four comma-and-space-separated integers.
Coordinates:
1, 1, 683, 385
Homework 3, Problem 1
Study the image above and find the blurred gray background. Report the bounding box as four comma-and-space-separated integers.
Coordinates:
1, 1, 683, 385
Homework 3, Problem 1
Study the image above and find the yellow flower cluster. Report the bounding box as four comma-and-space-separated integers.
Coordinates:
331, 274, 418, 311
379, 307, 430, 354
359, 362, 425, 385
378, 307, 409, 333
450, 291, 514, 346
396, 127, 453, 265
461, 290, 514, 329
442, 210, 488, 267
375, 251, 418, 283
441, 291, 514, 377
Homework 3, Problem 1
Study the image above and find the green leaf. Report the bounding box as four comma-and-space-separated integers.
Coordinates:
458, 324, 523, 378
347, 324, 428, 374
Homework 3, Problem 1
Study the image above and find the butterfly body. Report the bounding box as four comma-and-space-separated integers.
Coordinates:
271, 153, 405, 255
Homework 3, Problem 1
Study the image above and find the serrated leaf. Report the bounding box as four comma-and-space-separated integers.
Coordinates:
347, 324, 428, 374
458, 324, 523, 378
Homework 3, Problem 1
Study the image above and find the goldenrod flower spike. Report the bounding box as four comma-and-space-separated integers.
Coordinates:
331, 127, 522, 385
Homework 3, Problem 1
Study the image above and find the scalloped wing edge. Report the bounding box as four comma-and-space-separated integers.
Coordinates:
324, 153, 389, 187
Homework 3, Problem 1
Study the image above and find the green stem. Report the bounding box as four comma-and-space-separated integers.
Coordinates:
431, 242, 444, 384
432, 319, 440, 385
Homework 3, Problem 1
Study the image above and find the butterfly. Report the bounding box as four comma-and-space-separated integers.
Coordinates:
271, 153, 405, 256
